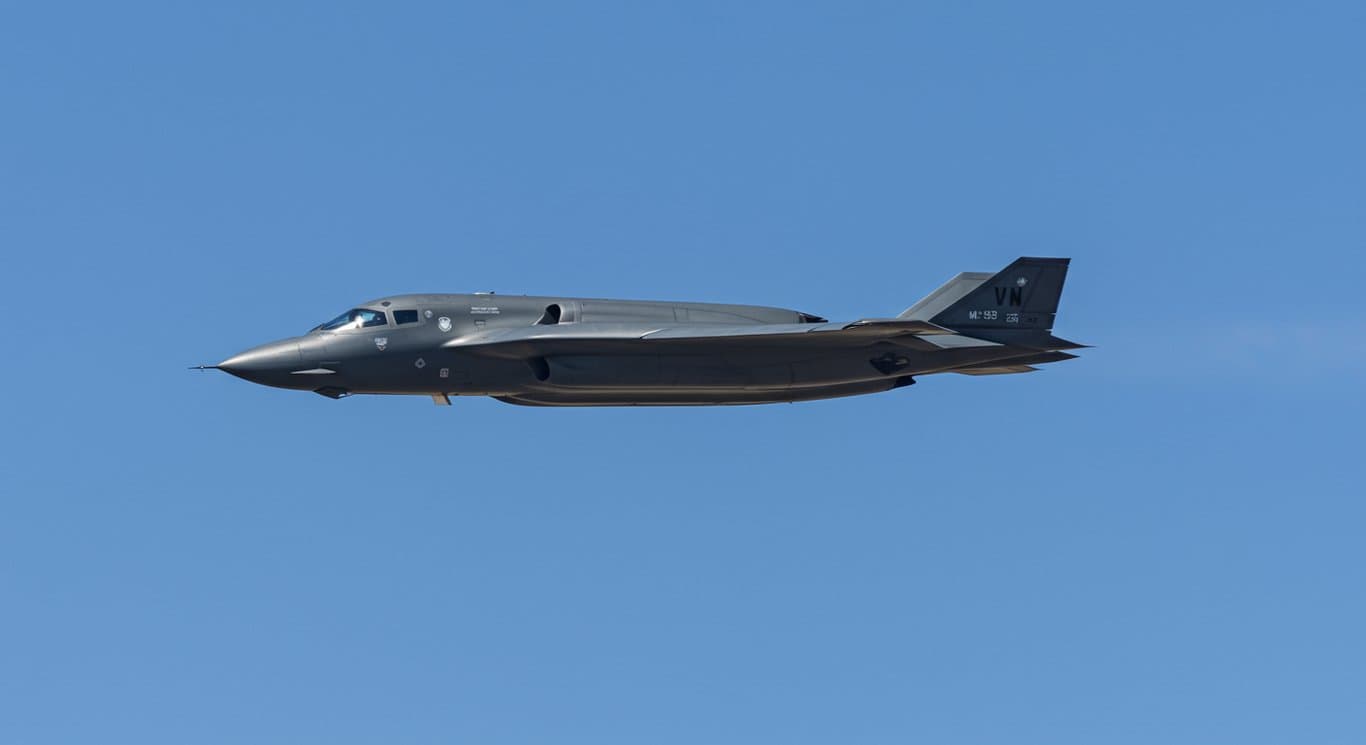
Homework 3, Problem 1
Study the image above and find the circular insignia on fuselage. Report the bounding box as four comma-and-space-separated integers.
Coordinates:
415, 357, 426, 369
438, 317, 452, 333
1016, 277, 1028, 287
424, 309, 434, 319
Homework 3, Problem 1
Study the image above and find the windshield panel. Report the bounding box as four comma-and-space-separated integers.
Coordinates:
318, 308, 388, 331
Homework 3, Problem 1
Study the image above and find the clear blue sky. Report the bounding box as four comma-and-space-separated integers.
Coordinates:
3, 2, 1364, 743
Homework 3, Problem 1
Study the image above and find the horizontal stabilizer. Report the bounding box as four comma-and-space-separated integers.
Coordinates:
953, 364, 1038, 376
948, 350, 1078, 376
841, 318, 955, 335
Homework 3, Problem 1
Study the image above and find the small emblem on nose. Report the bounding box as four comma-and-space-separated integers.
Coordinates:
374, 337, 388, 351
438, 317, 452, 333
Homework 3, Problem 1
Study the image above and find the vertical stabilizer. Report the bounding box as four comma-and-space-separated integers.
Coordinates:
898, 272, 993, 320
929, 257, 1070, 333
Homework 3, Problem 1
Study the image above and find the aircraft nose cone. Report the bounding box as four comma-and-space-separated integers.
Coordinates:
218, 340, 303, 387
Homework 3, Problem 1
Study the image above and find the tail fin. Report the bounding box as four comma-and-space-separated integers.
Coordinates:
898, 272, 994, 321
907, 257, 1071, 333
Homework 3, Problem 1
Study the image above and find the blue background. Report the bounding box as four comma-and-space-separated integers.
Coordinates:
3, 2, 1364, 743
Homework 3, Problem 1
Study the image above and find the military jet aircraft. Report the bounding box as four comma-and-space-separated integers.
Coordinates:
205, 256, 1082, 406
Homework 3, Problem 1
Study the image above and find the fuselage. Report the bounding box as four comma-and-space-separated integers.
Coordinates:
214, 258, 1081, 406
220, 293, 890, 405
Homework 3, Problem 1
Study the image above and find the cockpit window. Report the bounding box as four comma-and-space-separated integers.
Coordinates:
394, 309, 419, 325
318, 308, 388, 331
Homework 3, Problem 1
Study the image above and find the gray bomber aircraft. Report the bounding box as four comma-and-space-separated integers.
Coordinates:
205, 257, 1083, 406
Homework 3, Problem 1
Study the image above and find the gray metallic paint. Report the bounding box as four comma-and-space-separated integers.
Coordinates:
214, 257, 1082, 406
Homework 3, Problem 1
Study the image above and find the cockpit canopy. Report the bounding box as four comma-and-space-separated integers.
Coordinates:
315, 308, 388, 332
